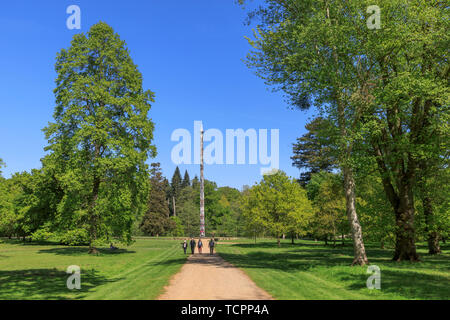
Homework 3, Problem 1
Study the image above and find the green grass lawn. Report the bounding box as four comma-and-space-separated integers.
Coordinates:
0, 237, 187, 300
216, 238, 450, 300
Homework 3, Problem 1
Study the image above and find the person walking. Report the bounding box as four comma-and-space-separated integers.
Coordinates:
190, 238, 196, 254
182, 240, 188, 255
198, 239, 203, 254
209, 238, 215, 255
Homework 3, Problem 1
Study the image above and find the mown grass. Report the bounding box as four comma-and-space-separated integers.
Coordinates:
0, 238, 187, 300
216, 238, 450, 300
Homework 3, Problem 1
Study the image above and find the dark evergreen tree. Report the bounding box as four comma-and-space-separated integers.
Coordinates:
140, 163, 174, 236
182, 170, 191, 188
291, 117, 337, 186
171, 167, 182, 199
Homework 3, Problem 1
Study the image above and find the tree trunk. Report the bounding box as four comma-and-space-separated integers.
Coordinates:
423, 195, 441, 255
393, 183, 419, 261
88, 175, 101, 255
277, 236, 280, 247
343, 167, 369, 266
291, 233, 295, 244
335, 92, 368, 266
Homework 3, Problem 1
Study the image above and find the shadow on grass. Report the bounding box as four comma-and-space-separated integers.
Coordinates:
37, 247, 136, 256
338, 268, 450, 300
218, 242, 450, 299
0, 268, 120, 300
146, 257, 188, 268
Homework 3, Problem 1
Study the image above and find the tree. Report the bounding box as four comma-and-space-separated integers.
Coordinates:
357, 1, 449, 261
169, 166, 183, 216
140, 164, 174, 236
43, 22, 156, 253
0, 158, 4, 176
177, 186, 200, 237
242, 0, 370, 264
416, 165, 449, 254
241, 171, 313, 247
181, 170, 191, 188
356, 172, 395, 249
307, 172, 348, 246
292, 117, 337, 186
0, 176, 17, 239
217, 187, 243, 237
171, 167, 183, 198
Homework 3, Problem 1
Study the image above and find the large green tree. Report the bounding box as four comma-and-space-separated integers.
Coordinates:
355, 1, 449, 261
242, 0, 370, 264
241, 171, 313, 247
241, 0, 448, 262
43, 22, 156, 253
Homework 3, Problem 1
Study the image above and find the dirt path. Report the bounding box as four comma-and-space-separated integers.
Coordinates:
158, 241, 273, 300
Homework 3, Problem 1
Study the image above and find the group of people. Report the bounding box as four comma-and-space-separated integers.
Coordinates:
182, 238, 215, 255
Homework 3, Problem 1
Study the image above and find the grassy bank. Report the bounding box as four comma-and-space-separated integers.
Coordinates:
0, 238, 186, 300
217, 238, 450, 300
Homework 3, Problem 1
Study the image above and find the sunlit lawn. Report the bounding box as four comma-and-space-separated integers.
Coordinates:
217, 238, 450, 300
0, 237, 186, 300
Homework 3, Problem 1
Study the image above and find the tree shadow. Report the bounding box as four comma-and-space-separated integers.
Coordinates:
218, 242, 449, 299
146, 257, 188, 268
37, 247, 136, 256
219, 241, 449, 270
338, 268, 450, 300
0, 268, 120, 300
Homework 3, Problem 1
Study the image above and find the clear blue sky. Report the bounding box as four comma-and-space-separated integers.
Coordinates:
0, 0, 314, 189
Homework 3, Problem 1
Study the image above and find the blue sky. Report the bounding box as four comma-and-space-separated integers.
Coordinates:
0, 0, 314, 189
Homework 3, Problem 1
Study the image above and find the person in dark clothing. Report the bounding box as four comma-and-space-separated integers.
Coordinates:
209, 239, 215, 255
190, 238, 196, 254
182, 240, 188, 254
198, 239, 203, 254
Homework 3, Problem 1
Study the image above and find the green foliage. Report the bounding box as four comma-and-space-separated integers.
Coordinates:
30, 227, 55, 243
177, 186, 200, 237
241, 171, 313, 245
243, 0, 449, 260
292, 117, 338, 186
169, 216, 185, 237
0, 158, 4, 177
58, 229, 90, 246
140, 163, 174, 236
356, 172, 395, 247
181, 170, 190, 188
41, 22, 156, 249
307, 172, 348, 245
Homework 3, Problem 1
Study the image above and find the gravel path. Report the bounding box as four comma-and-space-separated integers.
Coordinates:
158, 241, 273, 300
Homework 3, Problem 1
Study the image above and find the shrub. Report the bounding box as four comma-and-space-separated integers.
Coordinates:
31, 228, 55, 242
59, 229, 90, 246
